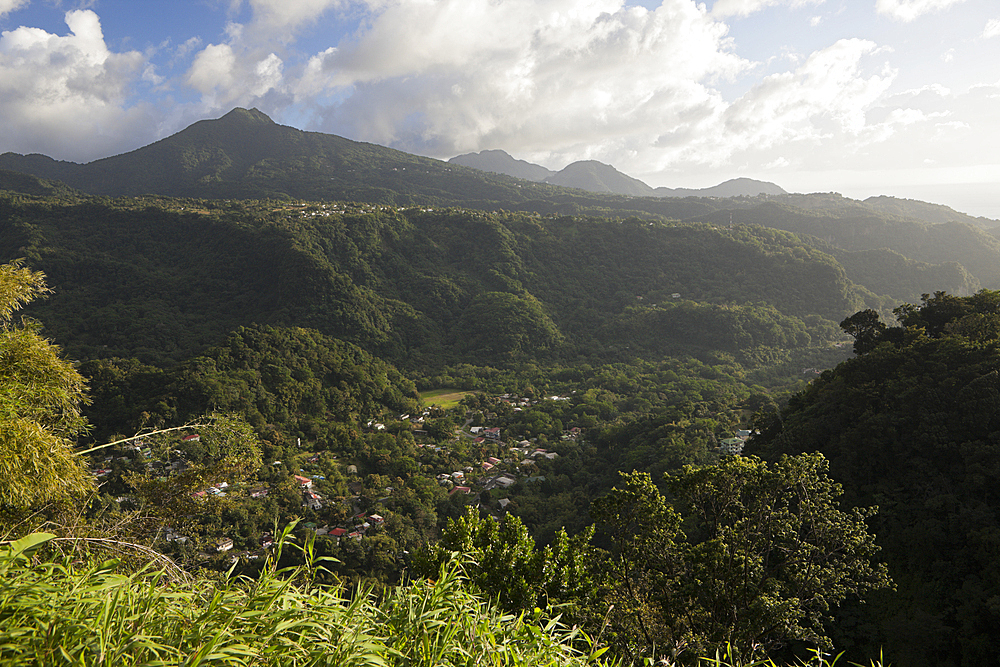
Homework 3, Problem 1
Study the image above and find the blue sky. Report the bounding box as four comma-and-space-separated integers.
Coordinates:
1, 0, 998, 217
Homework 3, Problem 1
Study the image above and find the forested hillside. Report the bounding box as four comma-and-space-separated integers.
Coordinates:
754, 292, 1000, 666
0, 189, 874, 369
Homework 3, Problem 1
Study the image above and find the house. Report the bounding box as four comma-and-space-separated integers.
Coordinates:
449, 486, 472, 496
495, 476, 517, 489
216, 537, 234, 552
719, 438, 744, 456
294, 475, 313, 488
164, 528, 188, 544
368, 514, 384, 524
482, 461, 495, 472
303, 490, 323, 510
451, 471, 465, 481
483, 427, 501, 440
182, 434, 201, 442
487, 456, 501, 464
330, 528, 348, 538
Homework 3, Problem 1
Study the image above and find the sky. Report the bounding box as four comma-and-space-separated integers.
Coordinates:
1, 0, 998, 218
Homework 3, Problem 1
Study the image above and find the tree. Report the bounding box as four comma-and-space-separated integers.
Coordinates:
414, 507, 604, 614
415, 507, 541, 610
839, 309, 887, 355
0, 260, 93, 520
592, 454, 892, 662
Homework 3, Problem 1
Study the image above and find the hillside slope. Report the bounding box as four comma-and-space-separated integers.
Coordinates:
0, 191, 874, 368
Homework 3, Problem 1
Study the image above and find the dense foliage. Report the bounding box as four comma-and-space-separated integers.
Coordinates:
755, 290, 1000, 666
0, 191, 871, 370
0, 260, 92, 514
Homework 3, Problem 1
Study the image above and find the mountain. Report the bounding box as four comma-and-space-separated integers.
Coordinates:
0, 108, 738, 220
655, 177, 787, 198
862, 194, 996, 229
0, 108, 568, 207
448, 149, 555, 181
542, 160, 657, 197
449, 150, 787, 199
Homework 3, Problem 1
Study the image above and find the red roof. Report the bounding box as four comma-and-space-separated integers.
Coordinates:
330, 528, 348, 537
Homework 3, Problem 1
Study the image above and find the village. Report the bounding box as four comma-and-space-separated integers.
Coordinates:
87, 391, 754, 566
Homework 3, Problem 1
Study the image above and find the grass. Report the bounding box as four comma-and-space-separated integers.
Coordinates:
0, 528, 610, 666
419, 388, 474, 409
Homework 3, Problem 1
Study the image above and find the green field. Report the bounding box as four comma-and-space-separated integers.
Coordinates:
419, 388, 474, 409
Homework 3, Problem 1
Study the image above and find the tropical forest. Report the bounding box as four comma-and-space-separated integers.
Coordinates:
3, 108, 1000, 666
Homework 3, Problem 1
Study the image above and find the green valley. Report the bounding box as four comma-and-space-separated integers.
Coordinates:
2, 108, 1000, 666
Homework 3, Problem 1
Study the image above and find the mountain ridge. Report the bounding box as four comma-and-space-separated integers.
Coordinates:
449, 148, 788, 199
0, 108, 994, 230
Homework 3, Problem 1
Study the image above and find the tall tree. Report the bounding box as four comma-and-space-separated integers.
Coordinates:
0, 260, 93, 521
591, 454, 891, 662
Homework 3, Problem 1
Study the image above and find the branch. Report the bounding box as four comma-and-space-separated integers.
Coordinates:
74, 424, 207, 456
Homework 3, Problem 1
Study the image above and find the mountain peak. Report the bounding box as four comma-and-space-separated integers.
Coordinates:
449, 149, 554, 182
545, 160, 655, 197
219, 107, 276, 126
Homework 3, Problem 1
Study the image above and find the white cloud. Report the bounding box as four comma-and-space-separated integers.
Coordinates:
253, 52, 283, 96
875, 0, 966, 23
711, 0, 824, 19
719, 39, 893, 152
185, 42, 284, 106
983, 18, 1000, 39
0, 0, 29, 19
245, 0, 345, 37
0, 10, 154, 162
299, 0, 750, 165
186, 43, 237, 95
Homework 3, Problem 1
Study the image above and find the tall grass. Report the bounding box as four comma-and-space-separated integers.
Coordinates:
0, 529, 610, 666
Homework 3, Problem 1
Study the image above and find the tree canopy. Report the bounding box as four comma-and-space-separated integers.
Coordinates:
591, 454, 891, 662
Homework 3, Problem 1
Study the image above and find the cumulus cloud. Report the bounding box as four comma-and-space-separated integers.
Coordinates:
712, 39, 892, 157
0, 9, 155, 162
269, 0, 915, 183
875, 0, 966, 23
243, 0, 345, 38
0, 0, 29, 18
295, 0, 749, 166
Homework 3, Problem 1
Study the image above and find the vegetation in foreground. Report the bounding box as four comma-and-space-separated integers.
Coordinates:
0, 529, 608, 667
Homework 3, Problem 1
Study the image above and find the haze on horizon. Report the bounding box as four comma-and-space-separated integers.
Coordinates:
0, 0, 997, 218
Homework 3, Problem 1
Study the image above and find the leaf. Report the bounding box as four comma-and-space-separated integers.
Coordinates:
0, 532, 56, 562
